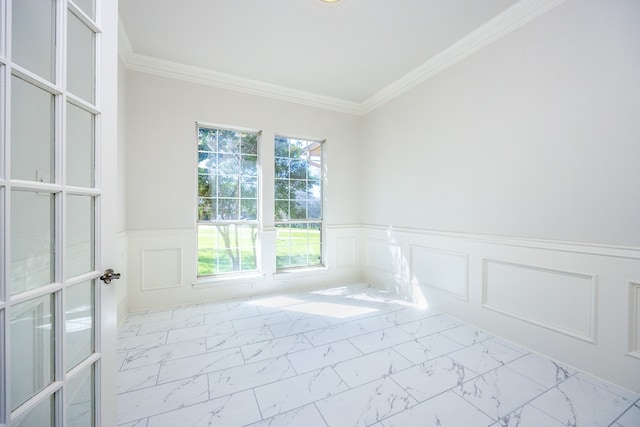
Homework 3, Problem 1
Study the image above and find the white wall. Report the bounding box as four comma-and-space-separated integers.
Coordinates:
360, 0, 640, 393
362, 0, 640, 247
123, 70, 362, 310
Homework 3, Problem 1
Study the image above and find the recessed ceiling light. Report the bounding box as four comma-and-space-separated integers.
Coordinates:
316, 0, 345, 7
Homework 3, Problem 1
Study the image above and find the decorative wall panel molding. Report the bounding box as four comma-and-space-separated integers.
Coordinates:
482, 259, 597, 342
336, 237, 357, 268
141, 248, 183, 291
410, 246, 468, 300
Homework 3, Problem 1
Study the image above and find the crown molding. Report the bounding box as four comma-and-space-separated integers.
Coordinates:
361, 0, 566, 113
117, 27, 365, 116
118, 0, 565, 117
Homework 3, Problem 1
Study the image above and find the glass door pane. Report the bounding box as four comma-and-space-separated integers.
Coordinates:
12, 395, 55, 427
73, 0, 96, 20
66, 102, 95, 188
66, 365, 95, 427
65, 195, 94, 279
12, 0, 56, 82
67, 11, 95, 103
10, 76, 55, 183
10, 191, 55, 295
65, 281, 94, 371
10, 294, 55, 410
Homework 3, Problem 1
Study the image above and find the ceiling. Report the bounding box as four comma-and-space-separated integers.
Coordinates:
119, 0, 554, 113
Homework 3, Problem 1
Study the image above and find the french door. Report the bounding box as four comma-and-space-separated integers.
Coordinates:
0, 0, 118, 426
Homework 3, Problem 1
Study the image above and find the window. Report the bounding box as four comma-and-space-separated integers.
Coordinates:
274, 136, 323, 269
197, 125, 259, 276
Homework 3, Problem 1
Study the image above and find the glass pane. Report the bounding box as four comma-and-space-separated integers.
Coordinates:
10, 191, 54, 295
67, 102, 95, 187
66, 195, 94, 278
73, 0, 96, 20
65, 281, 94, 371
67, 365, 95, 427
198, 224, 258, 276
67, 11, 95, 103
12, 395, 54, 427
12, 0, 55, 81
11, 76, 55, 183
11, 294, 54, 410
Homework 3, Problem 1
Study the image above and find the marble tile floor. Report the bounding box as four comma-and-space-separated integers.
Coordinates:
116, 283, 640, 427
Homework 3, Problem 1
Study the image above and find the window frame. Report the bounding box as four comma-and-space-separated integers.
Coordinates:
274, 135, 325, 271
195, 123, 261, 278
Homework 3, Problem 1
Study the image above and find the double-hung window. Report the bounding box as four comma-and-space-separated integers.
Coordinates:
274, 136, 323, 269
197, 125, 259, 276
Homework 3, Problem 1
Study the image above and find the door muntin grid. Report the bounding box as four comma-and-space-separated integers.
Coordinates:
1, 0, 100, 425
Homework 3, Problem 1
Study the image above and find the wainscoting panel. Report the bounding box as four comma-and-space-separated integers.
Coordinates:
141, 248, 183, 291
125, 226, 361, 313
482, 259, 596, 342
361, 224, 640, 393
410, 246, 468, 300
336, 236, 357, 268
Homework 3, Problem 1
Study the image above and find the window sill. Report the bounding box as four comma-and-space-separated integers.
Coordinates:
273, 265, 329, 278
192, 272, 266, 288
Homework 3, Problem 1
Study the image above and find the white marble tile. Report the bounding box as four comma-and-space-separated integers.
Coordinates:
172, 301, 228, 320
505, 352, 576, 388
381, 390, 494, 427
576, 372, 640, 402
441, 325, 493, 346
117, 375, 209, 424
455, 366, 548, 421
530, 375, 638, 426
269, 316, 331, 338
146, 389, 262, 427
315, 377, 417, 427
254, 367, 349, 418
204, 305, 262, 323
397, 314, 461, 338
118, 323, 141, 339
287, 340, 362, 373
206, 326, 275, 351
165, 320, 235, 344
392, 355, 476, 402
118, 419, 148, 427
125, 310, 173, 324
304, 319, 376, 346
448, 338, 527, 375
117, 332, 167, 353
611, 401, 640, 427
349, 326, 414, 354
117, 363, 161, 394
246, 403, 328, 427
122, 338, 207, 370
116, 351, 128, 371
232, 312, 291, 331
392, 333, 463, 364
157, 347, 244, 384
208, 355, 296, 399
242, 334, 314, 363
490, 405, 566, 427
248, 295, 309, 309
333, 348, 413, 388
393, 305, 441, 322
136, 315, 205, 336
